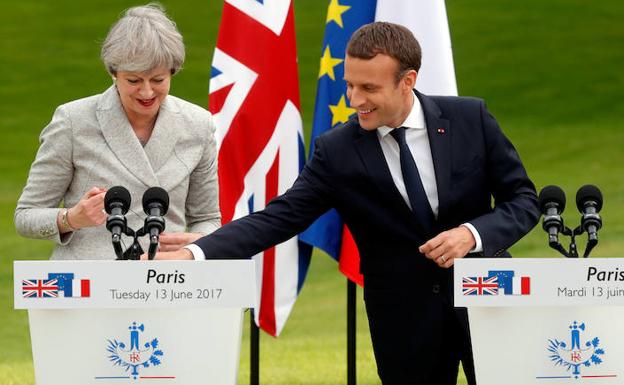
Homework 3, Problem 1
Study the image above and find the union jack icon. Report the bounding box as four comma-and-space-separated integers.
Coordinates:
462, 276, 499, 296
22, 279, 59, 298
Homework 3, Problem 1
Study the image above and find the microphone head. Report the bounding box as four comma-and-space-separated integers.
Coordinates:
576, 184, 603, 213
142, 187, 169, 215
104, 186, 131, 214
538, 185, 566, 213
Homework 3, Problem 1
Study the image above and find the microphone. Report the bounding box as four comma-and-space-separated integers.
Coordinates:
538, 185, 566, 247
105, 186, 131, 258
142, 187, 169, 259
576, 185, 603, 244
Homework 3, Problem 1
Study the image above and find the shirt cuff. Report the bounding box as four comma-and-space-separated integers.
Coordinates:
184, 244, 206, 261
461, 223, 483, 253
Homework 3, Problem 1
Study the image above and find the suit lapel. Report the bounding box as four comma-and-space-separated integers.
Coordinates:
143, 97, 179, 174
353, 124, 427, 232
417, 91, 452, 222
96, 86, 159, 187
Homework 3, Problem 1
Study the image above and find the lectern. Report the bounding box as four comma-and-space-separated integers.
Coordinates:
455, 258, 624, 385
14, 260, 256, 385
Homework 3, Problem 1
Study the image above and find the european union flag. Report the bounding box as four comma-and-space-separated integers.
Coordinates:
488, 270, 515, 295
299, 1, 376, 285
47, 273, 75, 297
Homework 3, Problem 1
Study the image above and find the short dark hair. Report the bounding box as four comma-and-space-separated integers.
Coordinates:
346, 22, 421, 82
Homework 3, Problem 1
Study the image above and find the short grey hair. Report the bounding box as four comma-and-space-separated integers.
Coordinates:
101, 3, 185, 75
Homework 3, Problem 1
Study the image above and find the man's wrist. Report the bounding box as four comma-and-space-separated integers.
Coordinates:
184, 244, 206, 260
461, 223, 483, 253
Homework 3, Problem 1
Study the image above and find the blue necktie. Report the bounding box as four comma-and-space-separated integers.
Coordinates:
390, 127, 434, 233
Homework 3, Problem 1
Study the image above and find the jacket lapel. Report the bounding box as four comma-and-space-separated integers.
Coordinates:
353, 123, 427, 232
417, 91, 452, 223
143, 97, 179, 174
96, 86, 159, 187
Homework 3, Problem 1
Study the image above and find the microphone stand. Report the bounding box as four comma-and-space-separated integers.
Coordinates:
549, 225, 593, 258
147, 234, 158, 260
115, 227, 147, 260
583, 239, 598, 258
108, 187, 168, 260
114, 226, 160, 260
112, 233, 124, 259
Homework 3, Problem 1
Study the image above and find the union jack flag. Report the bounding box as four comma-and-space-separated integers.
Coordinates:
22, 279, 59, 298
462, 276, 499, 296
208, 0, 311, 337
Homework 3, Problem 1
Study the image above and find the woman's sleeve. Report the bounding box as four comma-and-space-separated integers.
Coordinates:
14, 105, 75, 244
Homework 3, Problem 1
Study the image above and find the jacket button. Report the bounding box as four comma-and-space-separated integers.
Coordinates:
432, 284, 440, 294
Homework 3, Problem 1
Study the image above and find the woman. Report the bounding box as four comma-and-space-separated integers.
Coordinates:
14, 4, 220, 259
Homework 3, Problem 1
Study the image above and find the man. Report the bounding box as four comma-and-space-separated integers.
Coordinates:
154, 22, 539, 385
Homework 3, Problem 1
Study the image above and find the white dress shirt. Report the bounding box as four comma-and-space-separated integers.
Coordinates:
377, 92, 482, 252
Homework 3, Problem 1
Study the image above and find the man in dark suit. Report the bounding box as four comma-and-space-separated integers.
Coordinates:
153, 22, 539, 385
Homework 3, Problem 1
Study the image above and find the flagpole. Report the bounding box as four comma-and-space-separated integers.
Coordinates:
347, 279, 356, 385
250, 314, 259, 385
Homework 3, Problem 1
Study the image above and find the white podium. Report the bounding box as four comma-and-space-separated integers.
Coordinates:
455, 258, 624, 385
14, 260, 256, 385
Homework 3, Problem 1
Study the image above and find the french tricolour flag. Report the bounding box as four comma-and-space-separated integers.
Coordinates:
71, 279, 91, 298
512, 276, 531, 295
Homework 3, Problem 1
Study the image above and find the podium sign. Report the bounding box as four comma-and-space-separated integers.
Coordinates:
14, 260, 256, 385
455, 258, 624, 385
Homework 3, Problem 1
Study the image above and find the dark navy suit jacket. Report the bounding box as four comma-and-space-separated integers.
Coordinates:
195, 91, 538, 284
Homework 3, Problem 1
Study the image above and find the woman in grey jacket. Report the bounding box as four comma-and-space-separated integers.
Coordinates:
15, 4, 221, 260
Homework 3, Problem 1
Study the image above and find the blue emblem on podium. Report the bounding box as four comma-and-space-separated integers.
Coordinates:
547, 321, 604, 379
106, 322, 164, 380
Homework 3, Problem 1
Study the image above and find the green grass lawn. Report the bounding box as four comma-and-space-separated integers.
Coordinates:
1, 0, 623, 384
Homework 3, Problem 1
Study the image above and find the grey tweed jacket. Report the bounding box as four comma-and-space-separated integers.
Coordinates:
15, 85, 221, 260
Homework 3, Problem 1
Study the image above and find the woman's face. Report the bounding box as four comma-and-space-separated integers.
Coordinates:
115, 67, 171, 122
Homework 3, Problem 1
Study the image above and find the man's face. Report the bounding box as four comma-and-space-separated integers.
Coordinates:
344, 54, 416, 131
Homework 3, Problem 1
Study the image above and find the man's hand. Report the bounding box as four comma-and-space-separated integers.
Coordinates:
140, 249, 194, 260
419, 226, 476, 268
158, 232, 204, 252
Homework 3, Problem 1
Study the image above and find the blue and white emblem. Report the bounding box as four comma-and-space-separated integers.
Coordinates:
547, 321, 604, 379
107, 322, 164, 380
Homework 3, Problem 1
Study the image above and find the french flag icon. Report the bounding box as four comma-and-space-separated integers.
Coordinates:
511, 276, 531, 295
72, 279, 91, 298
